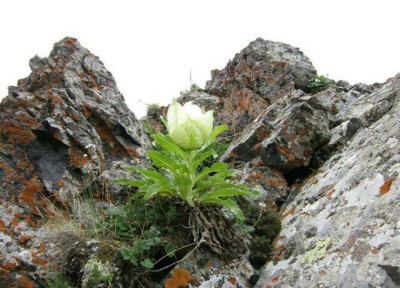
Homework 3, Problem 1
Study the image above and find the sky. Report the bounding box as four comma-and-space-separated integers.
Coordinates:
0, 0, 399, 118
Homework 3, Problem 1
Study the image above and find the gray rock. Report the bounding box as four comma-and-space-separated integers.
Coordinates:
221, 90, 330, 172
0, 37, 150, 284
158, 247, 255, 288
256, 74, 400, 288
206, 38, 317, 103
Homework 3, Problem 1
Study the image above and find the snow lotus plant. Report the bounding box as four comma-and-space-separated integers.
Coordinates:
116, 101, 259, 220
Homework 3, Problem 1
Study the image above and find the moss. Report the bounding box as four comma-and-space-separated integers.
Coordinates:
146, 103, 160, 117
239, 199, 281, 268
95, 241, 121, 263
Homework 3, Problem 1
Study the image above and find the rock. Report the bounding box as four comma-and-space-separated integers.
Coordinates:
221, 90, 330, 172
313, 82, 380, 124
159, 247, 256, 288
148, 38, 317, 141
311, 76, 397, 166
234, 157, 289, 209
205, 38, 316, 103
0, 37, 150, 284
2, 36, 399, 288
256, 74, 400, 288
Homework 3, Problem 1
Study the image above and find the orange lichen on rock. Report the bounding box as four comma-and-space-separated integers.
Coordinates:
0, 219, 6, 232
379, 177, 395, 195
282, 206, 295, 218
228, 276, 237, 285
1, 121, 36, 145
16, 275, 35, 288
1, 261, 17, 275
69, 150, 88, 167
18, 235, 33, 244
19, 176, 43, 205
165, 268, 193, 288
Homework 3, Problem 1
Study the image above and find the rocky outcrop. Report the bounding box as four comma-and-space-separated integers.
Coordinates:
1, 36, 398, 288
256, 74, 400, 287
205, 38, 316, 102
0, 38, 150, 284
221, 90, 330, 170
147, 38, 317, 140
167, 45, 399, 287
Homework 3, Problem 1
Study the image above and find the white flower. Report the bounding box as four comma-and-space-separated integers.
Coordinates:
166, 100, 213, 150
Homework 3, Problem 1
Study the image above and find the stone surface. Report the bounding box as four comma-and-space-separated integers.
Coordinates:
205, 38, 316, 103
234, 157, 289, 210
159, 247, 256, 288
221, 90, 330, 172
148, 38, 317, 141
0, 37, 150, 284
256, 74, 400, 288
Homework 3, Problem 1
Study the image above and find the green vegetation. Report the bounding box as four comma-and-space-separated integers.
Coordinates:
102, 197, 181, 270
46, 269, 71, 288
120, 229, 175, 269
190, 83, 204, 92
41, 100, 281, 286
81, 258, 118, 288
146, 103, 160, 117
116, 124, 258, 220
305, 75, 332, 92
240, 200, 281, 268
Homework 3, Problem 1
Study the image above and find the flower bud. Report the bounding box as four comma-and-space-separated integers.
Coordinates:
166, 100, 213, 149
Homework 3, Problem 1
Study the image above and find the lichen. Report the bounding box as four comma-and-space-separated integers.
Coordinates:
81, 257, 118, 288
380, 177, 396, 194
301, 238, 331, 264
164, 267, 194, 288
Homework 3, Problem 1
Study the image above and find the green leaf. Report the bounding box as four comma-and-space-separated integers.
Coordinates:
160, 116, 168, 128
210, 125, 228, 139
190, 150, 215, 171
194, 162, 229, 183
120, 247, 138, 266
164, 243, 176, 258
201, 198, 245, 220
143, 182, 163, 200
141, 258, 155, 269
139, 169, 166, 181
142, 121, 155, 136
114, 178, 146, 187
199, 187, 258, 200
148, 150, 174, 170
153, 133, 187, 159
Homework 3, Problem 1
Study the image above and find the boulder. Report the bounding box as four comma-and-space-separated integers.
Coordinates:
0, 37, 150, 284
221, 90, 330, 172
205, 38, 316, 103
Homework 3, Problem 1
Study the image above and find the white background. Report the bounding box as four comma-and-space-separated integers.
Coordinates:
0, 0, 399, 117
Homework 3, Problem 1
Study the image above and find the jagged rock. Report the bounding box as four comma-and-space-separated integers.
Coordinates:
205, 38, 316, 103
234, 157, 289, 209
221, 90, 330, 172
0, 38, 150, 284
311, 77, 397, 165
147, 38, 317, 141
256, 74, 400, 288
